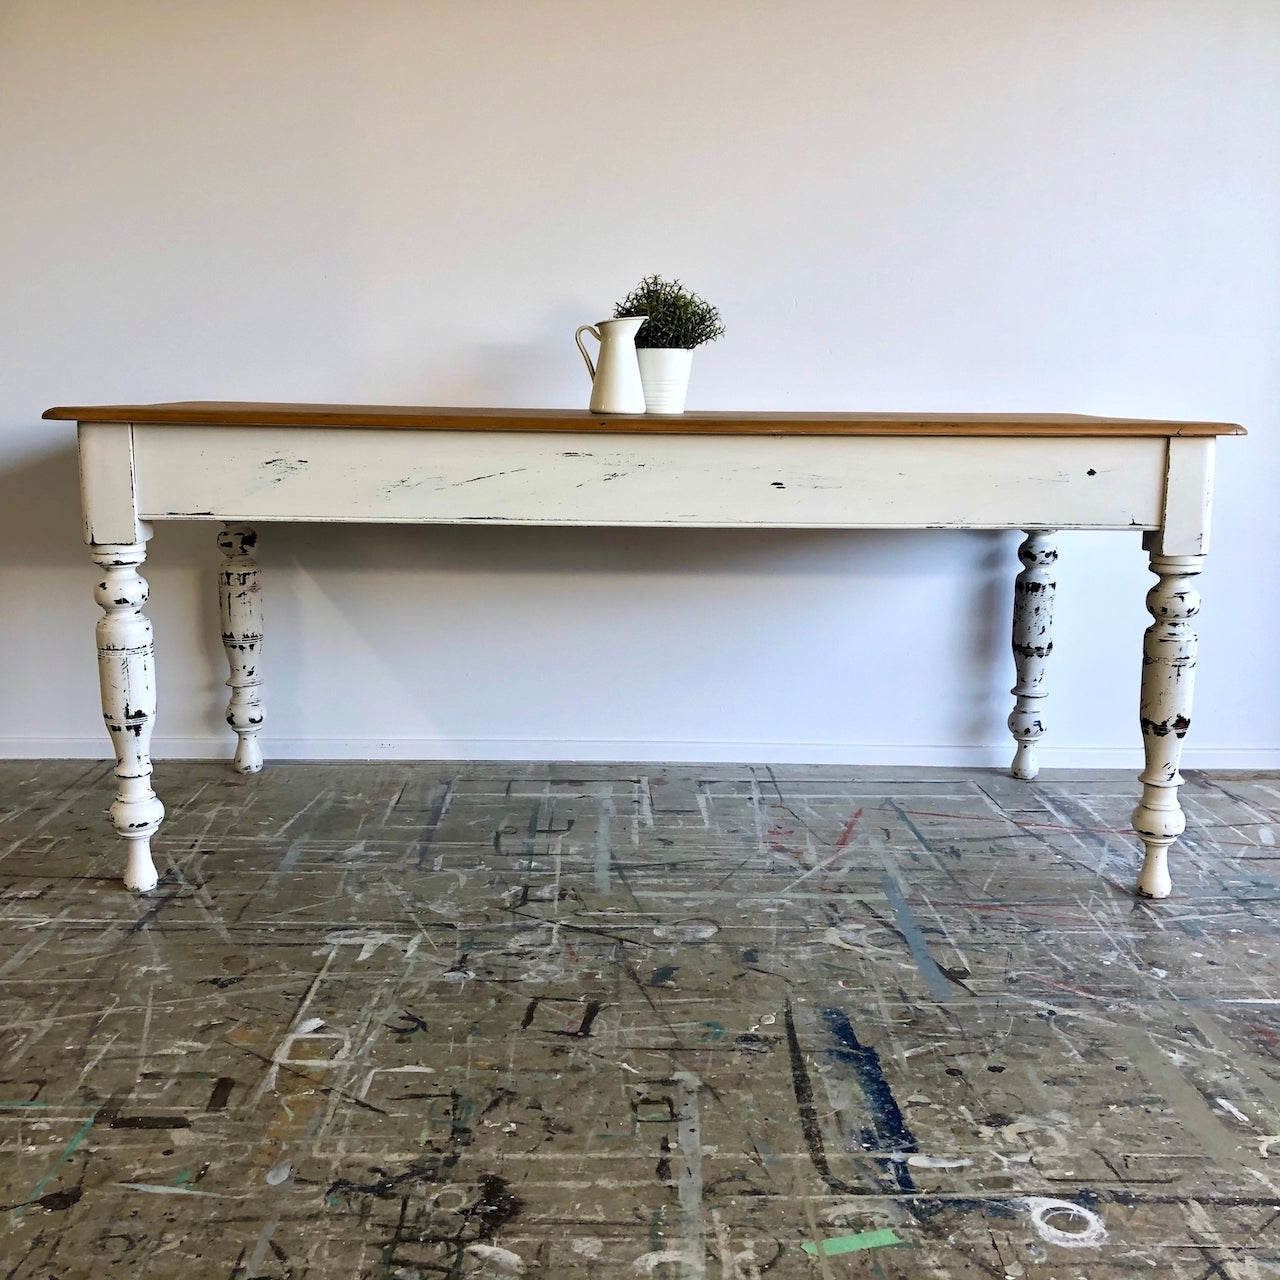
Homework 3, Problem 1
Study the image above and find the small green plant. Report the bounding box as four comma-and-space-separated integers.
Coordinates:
613, 275, 725, 350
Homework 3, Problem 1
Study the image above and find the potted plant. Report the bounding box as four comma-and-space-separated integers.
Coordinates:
613, 275, 724, 414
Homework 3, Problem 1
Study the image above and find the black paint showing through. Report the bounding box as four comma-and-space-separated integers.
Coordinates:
550, 1000, 605, 1038
206, 1077, 236, 1111
822, 1007, 918, 1193
783, 999, 857, 1195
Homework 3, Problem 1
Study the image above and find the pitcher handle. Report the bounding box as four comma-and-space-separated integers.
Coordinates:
575, 324, 600, 380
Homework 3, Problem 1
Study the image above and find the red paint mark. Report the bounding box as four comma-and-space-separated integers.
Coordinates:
768, 841, 804, 856
835, 809, 864, 849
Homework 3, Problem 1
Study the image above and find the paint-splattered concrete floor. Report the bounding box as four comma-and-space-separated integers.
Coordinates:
2, 761, 1279, 1280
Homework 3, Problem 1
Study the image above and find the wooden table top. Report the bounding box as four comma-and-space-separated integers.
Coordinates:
43, 402, 1245, 437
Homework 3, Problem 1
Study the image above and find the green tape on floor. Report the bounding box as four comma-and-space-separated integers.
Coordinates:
802, 1228, 905, 1256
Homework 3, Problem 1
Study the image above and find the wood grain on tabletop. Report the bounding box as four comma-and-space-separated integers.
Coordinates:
43, 402, 1246, 436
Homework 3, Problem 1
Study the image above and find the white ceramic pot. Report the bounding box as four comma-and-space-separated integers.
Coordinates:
637, 348, 694, 414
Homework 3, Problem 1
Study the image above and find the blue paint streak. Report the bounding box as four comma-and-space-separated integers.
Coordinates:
884, 798, 935, 853
881, 872, 957, 1002
822, 1008, 917, 1192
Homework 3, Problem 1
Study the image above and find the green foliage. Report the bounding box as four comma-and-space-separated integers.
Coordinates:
613, 275, 725, 350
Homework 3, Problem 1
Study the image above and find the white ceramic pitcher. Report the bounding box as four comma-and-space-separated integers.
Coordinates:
575, 316, 647, 414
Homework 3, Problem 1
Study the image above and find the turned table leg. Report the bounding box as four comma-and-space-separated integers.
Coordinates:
1131, 542, 1204, 898
217, 523, 265, 773
92, 535, 165, 892
1008, 530, 1058, 780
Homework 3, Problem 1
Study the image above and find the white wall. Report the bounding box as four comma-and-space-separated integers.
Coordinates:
2, 0, 1277, 765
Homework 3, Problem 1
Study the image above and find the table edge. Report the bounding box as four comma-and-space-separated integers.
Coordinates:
43, 404, 1247, 437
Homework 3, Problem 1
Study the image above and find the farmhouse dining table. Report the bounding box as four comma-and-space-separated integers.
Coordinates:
44, 402, 1244, 900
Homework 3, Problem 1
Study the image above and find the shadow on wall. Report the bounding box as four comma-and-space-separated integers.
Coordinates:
263, 520, 1011, 579
258, 522, 1018, 752
963, 533, 1016, 746
375, 305, 606, 407
0, 440, 86, 566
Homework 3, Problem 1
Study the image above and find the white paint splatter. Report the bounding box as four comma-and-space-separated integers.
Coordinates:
653, 922, 718, 942
572, 1239, 603, 1258
674, 1072, 706, 1280
710, 1208, 763, 1280
1216, 1097, 1251, 1125
906, 1154, 972, 1170
251, 1017, 348, 1100
265, 1161, 292, 1186
634, 1250, 698, 1273
1017, 1198, 1107, 1248
465, 1243, 525, 1273
822, 927, 862, 952
320, 929, 419, 959
117, 1182, 227, 1198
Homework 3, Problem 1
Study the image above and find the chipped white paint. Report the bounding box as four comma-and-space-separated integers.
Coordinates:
1160, 437, 1215, 557
1132, 544, 1204, 898
75, 416, 1222, 897
217, 523, 265, 773
1008, 531, 1058, 780
130, 426, 1169, 530
78, 423, 140, 545
91, 536, 164, 893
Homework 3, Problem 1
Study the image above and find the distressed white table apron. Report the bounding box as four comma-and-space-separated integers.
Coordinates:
48, 404, 1243, 900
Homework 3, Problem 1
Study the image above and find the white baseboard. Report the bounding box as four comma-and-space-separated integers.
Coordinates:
2, 736, 1277, 769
